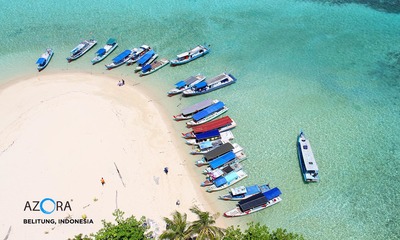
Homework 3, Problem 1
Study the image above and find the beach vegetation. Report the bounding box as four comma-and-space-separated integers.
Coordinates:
187, 205, 224, 240
159, 210, 191, 240
70, 208, 304, 240
223, 222, 305, 240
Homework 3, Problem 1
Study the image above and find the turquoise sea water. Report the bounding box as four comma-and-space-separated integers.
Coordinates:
1, 0, 399, 239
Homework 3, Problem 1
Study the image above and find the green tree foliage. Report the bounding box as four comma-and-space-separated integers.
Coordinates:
159, 211, 191, 240
223, 222, 305, 240
69, 209, 148, 240
187, 205, 224, 240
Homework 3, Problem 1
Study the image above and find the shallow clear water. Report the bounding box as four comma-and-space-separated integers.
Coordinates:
1, 0, 399, 239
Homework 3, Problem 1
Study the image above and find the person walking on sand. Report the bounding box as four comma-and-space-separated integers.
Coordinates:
164, 167, 169, 175
101, 177, 105, 186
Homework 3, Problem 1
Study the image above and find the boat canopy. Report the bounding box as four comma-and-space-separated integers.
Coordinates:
238, 192, 268, 212
262, 187, 281, 201
185, 75, 203, 85
193, 81, 207, 90
299, 134, 319, 172
71, 43, 85, 54
206, 73, 227, 84
175, 80, 186, 88
209, 151, 236, 170
246, 185, 262, 195
96, 48, 106, 56
199, 141, 213, 150
192, 101, 225, 122
231, 186, 247, 196
204, 143, 234, 161
195, 129, 220, 141
113, 50, 132, 63
106, 38, 117, 45
181, 99, 215, 116
214, 171, 238, 188
138, 50, 155, 65
192, 116, 233, 133
141, 64, 152, 73
36, 58, 46, 65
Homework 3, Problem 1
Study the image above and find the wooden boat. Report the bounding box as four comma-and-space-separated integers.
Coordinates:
167, 75, 206, 96
186, 130, 234, 146
91, 38, 118, 64
183, 73, 237, 97
189, 139, 225, 155
224, 187, 282, 217
126, 45, 152, 65
186, 101, 228, 127
134, 50, 158, 72
202, 146, 247, 173
195, 142, 235, 166
36, 48, 53, 71
219, 184, 270, 201
182, 116, 236, 139
173, 99, 218, 121
297, 130, 319, 182
105, 49, 134, 69
67, 39, 97, 62
201, 161, 243, 187
170, 45, 210, 66
140, 58, 169, 76
206, 169, 247, 192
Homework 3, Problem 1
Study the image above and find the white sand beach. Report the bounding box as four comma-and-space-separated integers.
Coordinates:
0, 73, 226, 239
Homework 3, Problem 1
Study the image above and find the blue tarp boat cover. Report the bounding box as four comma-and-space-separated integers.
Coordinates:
246, 185, 261, 195
36, 58, 46, 65
214, 171, 238, 188
262, 187, 281, 200
193, 81, 207, 90
138, 50, 155, 65
209, 151, 236, 169
106, 38, 117, 45
96, 48, 106, 56
141, 64, 152, 73
113, 50, 131, 63
199, 141, 213, 150
213, 176, 227, 188
192, 101, 225, 122
195, 129, 220, 141
175, 80, 186, 88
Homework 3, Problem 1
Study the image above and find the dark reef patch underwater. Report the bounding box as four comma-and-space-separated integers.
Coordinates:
305, 0, 400, 13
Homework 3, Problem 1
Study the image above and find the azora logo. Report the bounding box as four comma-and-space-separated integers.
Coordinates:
24, 198, 72, 214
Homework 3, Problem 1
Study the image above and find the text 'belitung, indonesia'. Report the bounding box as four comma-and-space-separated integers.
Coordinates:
23, 197, 94, 225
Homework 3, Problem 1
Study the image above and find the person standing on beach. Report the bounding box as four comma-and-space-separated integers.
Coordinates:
164, 167, 169, 175
101, 177, 105, 186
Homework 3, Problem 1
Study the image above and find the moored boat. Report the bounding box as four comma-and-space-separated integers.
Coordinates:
170, 44, 210, 66
186, 130, 234, 146
183, 73, 237, 97
126, 45, 152, 65
173, 99, 218, 121
105, 49, 133, 69
167, 75, 206, 96
186, 101, 228, 127
201, 161, 243, 187
206, 169, 248, 192
140, 58, 169, 76
202, 146, 247, 173
67, 39, 97, 62
135, 50, 158, 72
91, 38, 118, 64
182, 116, 236, 139
224, 187, 282, 217
195, 142, 235, 166
297, 130, 319, 182
190, 140, 225, 155
219, 184, 270, 201
36, 48, 53, 71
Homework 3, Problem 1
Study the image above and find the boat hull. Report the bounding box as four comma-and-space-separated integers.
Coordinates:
91, 43, 118, 64
37, 49, 54, 72
67, 40, 97, 62
223, 197, 282, 217
170, 46, 210, 66
183, 78, 236, 97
